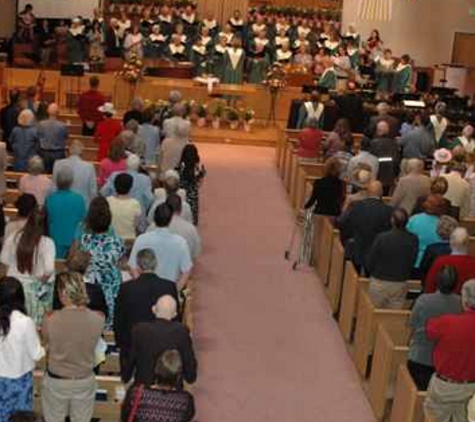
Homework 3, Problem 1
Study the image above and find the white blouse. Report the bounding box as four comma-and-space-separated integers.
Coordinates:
0, 311, 45, 378
0, 234, 56, 280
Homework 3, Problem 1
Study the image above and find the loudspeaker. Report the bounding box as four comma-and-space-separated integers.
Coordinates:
60, 64, 84, 76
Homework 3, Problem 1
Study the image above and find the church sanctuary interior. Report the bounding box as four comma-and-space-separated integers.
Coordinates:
2, 0, 475, 422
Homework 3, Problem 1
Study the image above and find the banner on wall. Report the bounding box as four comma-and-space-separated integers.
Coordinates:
357, 0, 393, 21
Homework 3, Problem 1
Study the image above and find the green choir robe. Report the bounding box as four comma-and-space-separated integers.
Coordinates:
348, 49, 359, 69
190, 45, 209, 76
66, 31, 86, 63
318, 68, 337, 90
376, 59, 395, 93
222, 48, 245, 84
247, 51, 269, 84
392, 64, 412, 94
211, 45, 227, 80
296, 101, 325, 129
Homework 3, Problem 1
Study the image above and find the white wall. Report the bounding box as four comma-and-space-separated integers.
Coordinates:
342, 0, 475, 66
18, 0, 100, 19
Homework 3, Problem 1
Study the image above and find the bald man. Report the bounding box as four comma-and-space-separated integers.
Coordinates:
38, 102, 69, 172
123, 295, 197, 385
340, 180, 393, 273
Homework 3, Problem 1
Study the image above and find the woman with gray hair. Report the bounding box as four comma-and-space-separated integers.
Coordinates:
159, 119, 190, 176
41, 272, 105, 422
45, 167, 86, 258
19, 156, 53, 206
10, 109, 39, 171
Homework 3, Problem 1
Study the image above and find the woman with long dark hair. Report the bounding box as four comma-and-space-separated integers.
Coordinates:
0, 208, 56, 325
177, 144, 205, 225
0, 277, 44, 422
77, 196, 125, 327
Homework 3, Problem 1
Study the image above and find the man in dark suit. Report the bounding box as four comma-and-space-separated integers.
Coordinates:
340, 180, 393, 274
366, 101, 400, 139
123, 295, 197, 386
114, 248, 178, 379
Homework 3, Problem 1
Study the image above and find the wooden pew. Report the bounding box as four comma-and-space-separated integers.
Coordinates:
33, 371, 122, 420
4, 207, 18, 218
389, 365, 427, 422
352, 290, 411, 377
469, 236, 475, 258
314, 216, 334, 285
325, 234, 346, 314
460, 218, 475, 236
4, 189, 21, 207
293, 162, 325, 210
338, 273, 369, 342
368, 323, 411, 419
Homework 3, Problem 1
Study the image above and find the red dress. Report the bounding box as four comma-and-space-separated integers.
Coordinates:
298, 128, 323, 159
94, 118, 123, 161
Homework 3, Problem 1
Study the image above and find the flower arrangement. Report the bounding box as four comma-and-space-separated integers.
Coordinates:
117, 54, 143, 84
263, 63, 287, 92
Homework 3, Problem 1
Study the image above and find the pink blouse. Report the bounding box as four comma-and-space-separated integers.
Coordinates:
98, 158, 127, 186
19, 174, 53, 205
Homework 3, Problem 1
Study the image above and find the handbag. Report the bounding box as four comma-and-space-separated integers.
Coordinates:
127, 384, 145, 422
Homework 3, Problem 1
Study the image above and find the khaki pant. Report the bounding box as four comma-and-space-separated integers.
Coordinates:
425, 375, 475, 422
41, 373, 96, 422
368, 278, 408, 309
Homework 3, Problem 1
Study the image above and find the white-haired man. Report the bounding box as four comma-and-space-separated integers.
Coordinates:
122, 295, 197, 386
424, 279, 475, 422
425, 227, 475, 294
101, 154, 153, 211
391, 158, 431, 214
38, 103, 69, 172
52, 140, 97, 206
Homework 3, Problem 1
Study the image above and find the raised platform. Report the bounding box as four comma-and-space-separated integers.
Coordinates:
2, 67, 303, 127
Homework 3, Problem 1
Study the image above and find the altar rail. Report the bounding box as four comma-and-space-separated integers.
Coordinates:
2, 68, 304, 126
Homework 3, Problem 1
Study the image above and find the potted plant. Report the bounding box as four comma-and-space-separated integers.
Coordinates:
227, 106, 240, 130
197, 102, 207, 127
211, 102, 224, 129
242, 108, 255, 132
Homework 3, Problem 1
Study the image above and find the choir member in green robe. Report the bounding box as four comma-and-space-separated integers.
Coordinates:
296, 91, 325, 129
198, 27, 213, 52
166, 34, 188, 61
67, 18, 87, 63
318, 58, 337, 90
347, 40, 360, 69
275, 41, 293, 65
392, 54, 413, 94
211, 36, 228, 80
376, 49, 395, 93
222, 37, 245, 84
190, 38, 209, 76
323, 32, 340, 56
228, 10, 245, 35
247, 44, 269, 84
201, 12, 220, 38
145, 24, 167, 58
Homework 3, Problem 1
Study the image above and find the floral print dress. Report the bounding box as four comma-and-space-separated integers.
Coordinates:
79, 232, 125, 327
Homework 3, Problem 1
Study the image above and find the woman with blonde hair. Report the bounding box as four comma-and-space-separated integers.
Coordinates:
18, 156, 53, 205
41, 271, 104, 422
10, 109, 39, 171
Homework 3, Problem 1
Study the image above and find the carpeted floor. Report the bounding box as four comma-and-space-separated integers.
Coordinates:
193, 143, 375, 422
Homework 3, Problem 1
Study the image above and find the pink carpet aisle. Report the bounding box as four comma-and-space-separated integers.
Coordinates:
192, 143, 376, 422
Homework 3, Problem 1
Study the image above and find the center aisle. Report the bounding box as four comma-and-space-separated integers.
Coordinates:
193, 144, 375, 422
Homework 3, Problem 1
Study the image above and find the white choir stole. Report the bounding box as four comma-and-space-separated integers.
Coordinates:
357, 0, 393, 22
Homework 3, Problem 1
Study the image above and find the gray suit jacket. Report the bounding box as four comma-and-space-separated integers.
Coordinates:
52, 155, 97, 206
